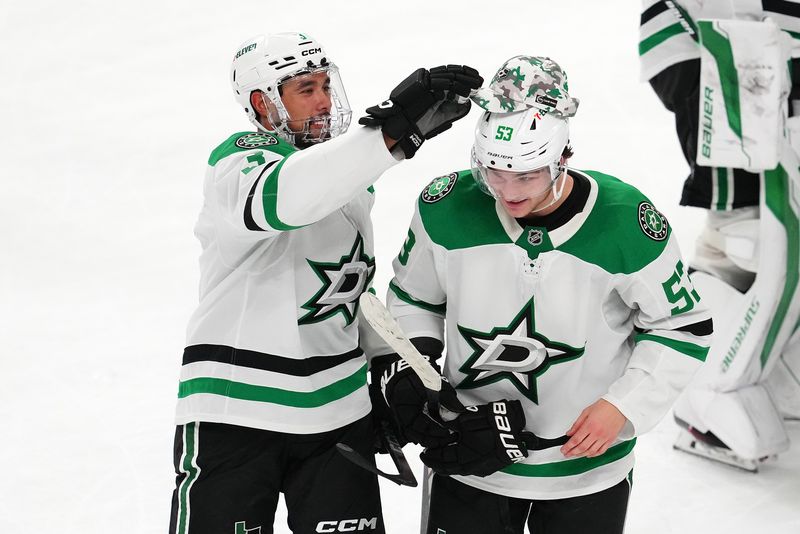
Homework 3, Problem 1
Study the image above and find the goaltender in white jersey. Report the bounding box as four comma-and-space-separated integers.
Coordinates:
381, 56, 713, 534
640, 1, 800, 471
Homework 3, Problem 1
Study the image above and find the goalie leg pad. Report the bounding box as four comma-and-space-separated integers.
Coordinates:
766, 329, 800, 420
685, 271, 762, 390
673, 383, 789, 459
693, 207, 758, 291
689, 155, 800, 391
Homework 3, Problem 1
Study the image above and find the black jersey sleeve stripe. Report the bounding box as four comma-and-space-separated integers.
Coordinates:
674, 318, 714, 336
763, 0, 800, 18
182, 344, 363, 376
641, 1, 669, 25
244, 159, 278, 231
635, 318, 713, 337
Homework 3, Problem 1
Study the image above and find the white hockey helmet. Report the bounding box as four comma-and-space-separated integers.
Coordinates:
230, 32, 352, 145
471, 107, 570, 203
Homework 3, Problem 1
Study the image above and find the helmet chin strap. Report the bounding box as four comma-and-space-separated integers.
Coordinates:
528, 164, 568, 215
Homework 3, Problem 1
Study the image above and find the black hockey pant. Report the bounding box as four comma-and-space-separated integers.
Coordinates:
424, 472, 631, 534
169, 414, 385, 534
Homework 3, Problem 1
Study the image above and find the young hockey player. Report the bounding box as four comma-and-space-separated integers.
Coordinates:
169, 31, 482, 534
640, 0, 800, 470
371, 56, 712, 534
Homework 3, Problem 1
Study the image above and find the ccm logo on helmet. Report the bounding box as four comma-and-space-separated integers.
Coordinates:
315, 517, 378, 532
302, 48, 322, 56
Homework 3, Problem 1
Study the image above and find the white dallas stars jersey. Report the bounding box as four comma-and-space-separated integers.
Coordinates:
639, 0, 800, 81
175, 127, 398, 434
388, 169, 712, 499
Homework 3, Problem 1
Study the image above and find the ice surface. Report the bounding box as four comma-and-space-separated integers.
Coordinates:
1, 1, 798, 532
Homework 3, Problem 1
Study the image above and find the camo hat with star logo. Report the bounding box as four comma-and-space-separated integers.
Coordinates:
471, 55, 579, 117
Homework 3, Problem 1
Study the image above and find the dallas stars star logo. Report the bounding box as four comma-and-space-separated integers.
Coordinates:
457, 298, 584, 404
299, 233, 375, 326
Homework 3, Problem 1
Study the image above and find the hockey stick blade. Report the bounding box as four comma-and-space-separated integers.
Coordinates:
359, 292, 442, 391
336, 422, 418, 487
359, 292, 461, 423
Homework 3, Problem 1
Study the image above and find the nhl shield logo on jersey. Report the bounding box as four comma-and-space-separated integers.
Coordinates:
637, 201, 668, 241
235, 133, 278, 149
527, 229, 544, 246
457, 298, 585, 403
421, 173, 458, 203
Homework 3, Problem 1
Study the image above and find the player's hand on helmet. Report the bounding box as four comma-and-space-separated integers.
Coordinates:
359, 65, 483, 159
369, 351, 464, 448
420, 399, 535, 477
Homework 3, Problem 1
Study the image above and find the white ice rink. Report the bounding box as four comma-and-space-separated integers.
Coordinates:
2, 1, 798, 532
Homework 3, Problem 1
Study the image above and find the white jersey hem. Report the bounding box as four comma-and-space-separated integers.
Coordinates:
452, 469, 630, 501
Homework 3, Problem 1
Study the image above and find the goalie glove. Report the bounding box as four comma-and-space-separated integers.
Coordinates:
369, 350, 464, 448
359, 65, 483, 158
420, 399, 534, 477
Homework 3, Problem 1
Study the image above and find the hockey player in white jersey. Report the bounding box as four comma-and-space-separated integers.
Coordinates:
371, 56, 712, 534
641, 0, 800, 470
168, 32, 482, 534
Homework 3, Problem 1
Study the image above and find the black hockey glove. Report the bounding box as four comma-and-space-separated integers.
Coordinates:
359, 65, 483, 159
369, 349, 464, 448
420, 400, 534, 477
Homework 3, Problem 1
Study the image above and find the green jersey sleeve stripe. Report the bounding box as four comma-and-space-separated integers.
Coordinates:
634, 333, 709, 361
501, 439, 635, 477
244, 160, 279, 231
389, 280, 446, 315
261, 155, 307, 231
715, 168, 730, 211
177, 364, 367, 407
639, 22, 687, 56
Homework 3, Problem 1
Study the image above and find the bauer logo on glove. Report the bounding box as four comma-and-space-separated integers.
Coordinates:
489, 401, 528, 462
421, 399, 534, 477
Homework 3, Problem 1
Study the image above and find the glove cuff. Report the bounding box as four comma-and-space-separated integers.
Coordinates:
382, 114, 424, 159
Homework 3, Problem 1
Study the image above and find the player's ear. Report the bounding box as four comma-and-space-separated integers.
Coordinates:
250, 91, 268, 116
251, 91, 281, 130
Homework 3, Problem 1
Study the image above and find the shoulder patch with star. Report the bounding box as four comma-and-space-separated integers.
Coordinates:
235, 132, 278, 149
421, 172, 458, 203
637, 201, 668, 241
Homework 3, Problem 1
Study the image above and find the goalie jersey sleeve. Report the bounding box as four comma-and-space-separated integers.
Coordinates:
639, 0, 800, 81
388, 169, 712, 499
177, 127, 398, 434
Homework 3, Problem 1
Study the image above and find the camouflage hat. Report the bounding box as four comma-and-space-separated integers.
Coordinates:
471, 55, 579, 117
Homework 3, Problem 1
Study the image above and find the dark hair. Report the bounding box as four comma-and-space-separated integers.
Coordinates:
562, 144, 574, 159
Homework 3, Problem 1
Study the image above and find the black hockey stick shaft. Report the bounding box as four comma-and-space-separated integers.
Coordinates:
335, 421, 418, 487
